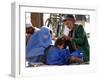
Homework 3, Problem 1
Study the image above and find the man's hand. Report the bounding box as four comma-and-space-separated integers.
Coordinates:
63, 35, 72, 41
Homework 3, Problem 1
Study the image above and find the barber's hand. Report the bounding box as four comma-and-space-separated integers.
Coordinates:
67, 36, 72, 41
64, 35, 72, 41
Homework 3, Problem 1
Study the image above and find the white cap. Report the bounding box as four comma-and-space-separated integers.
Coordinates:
26, 23, 32, 28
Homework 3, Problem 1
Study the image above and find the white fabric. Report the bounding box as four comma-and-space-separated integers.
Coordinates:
63, 26, 70, 36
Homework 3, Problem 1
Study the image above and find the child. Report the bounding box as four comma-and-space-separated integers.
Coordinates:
45, 38, 70, 65
45, 38, 83, 65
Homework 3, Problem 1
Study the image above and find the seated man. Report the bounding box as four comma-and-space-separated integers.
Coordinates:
62, 15, 89, 62
26, 26, 35, 45
45, 38, 83, 65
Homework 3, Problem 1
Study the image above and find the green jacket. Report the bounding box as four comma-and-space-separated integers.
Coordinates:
72, 24, 89, 62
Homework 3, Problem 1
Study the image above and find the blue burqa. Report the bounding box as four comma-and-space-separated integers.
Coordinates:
26, 27, 52, 59
46, 47, 71, 65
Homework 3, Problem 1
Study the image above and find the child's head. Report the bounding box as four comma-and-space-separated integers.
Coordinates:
55, 38, 65, 49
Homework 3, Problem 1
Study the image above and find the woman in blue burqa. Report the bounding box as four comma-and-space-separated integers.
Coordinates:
26, 26, 52, 63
